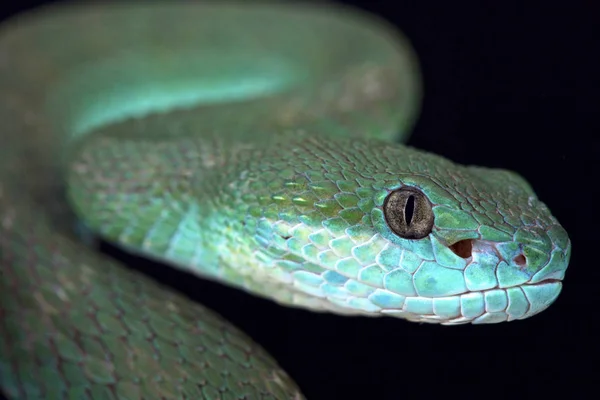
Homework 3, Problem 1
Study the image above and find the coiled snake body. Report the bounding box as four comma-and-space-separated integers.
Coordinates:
0, 1, 571, 399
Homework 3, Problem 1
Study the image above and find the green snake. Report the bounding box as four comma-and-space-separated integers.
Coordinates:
0, 1, 571, 399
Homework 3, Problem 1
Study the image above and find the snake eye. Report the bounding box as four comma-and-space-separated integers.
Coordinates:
383, 187, 434, 239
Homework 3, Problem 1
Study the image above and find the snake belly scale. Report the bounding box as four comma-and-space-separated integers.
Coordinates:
0, 1, 571, 399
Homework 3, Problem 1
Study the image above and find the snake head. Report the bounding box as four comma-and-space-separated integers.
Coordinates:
370, 162, 571, 324
236, 137, 571, 324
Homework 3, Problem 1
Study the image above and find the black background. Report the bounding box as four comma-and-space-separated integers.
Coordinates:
1, 1, 598, 399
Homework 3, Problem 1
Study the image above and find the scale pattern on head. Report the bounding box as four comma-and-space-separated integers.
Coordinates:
208, 134, 571, 324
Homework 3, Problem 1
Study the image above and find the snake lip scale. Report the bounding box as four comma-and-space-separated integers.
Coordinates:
0, 1, 571, 398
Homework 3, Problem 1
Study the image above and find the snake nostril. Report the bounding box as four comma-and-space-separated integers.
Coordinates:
514, 254, 527, 267
449, 239, 473, 259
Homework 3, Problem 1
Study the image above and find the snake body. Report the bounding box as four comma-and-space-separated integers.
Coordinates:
0, 1, 571, 399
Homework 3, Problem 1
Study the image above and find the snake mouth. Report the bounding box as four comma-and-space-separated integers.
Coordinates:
424, 280, 563, 325
405, 236, 564, 324
525, 278, 562, 286
448, 237, 564, 290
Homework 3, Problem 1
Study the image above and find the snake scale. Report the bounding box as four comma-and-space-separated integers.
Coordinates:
0, 1, 571, 399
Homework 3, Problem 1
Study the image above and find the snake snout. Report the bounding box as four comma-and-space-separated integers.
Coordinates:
449, 238, 531, 269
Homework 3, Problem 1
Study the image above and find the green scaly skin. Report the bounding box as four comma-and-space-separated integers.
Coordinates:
0, 1, 571, 399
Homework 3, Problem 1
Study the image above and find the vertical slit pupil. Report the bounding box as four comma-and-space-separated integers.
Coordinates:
405, 195, 415, 226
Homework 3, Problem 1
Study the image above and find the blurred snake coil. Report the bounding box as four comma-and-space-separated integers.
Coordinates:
0, 1, 571, 399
